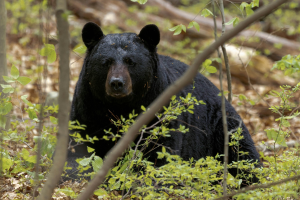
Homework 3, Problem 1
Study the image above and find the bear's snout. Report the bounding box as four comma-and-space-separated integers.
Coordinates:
105, 64, 132, 98
110, 77, 125, 92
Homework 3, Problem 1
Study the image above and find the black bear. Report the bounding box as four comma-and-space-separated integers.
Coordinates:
66, 22, 260, 183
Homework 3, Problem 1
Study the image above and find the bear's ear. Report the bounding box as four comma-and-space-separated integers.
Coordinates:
82, 22, 104, 50
138, 24, 160, 48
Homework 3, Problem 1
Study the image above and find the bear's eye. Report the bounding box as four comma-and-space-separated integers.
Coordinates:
125, 58, 135, 66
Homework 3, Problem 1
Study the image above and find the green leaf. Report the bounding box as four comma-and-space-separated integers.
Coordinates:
225, 18, 236, 25
180, 24, 186, 32
249, 100, 255, 105
26, 155, 37, 163
233, 17, 239, 27
73, 44, 87, 55
78, 157, 91, 166
3, 76, 15, 83
265, 129, 287, 147
0, 84, 12, 88
11, 65, 19, 79
225, 17, 239, 27
239, 94, 247, 101
87, 146, 95, 153
21, 95, 33, 107
266, 129, 277, 140
17, 76, 31, 85
169, 25, 179, 31
92, 156, 103, 172
131, 0, 147, 4
201, 8, 213, 17
211, 58, 222, 63
252, 0, 259, 7
240, 2, 249, 11
282, 119, 290, 127
94, 188, 108, 197
173, 26, 182, 35
2, 88, 14, 93
145, 178, 152, 186
276, 135, 287, 147
0, 115, 7, 129
246, 7, 254, 15
50, 116, 58, 125
2, 158, 13, 171
0, 102, 13, 115
206, 66, 217, 73
188, 21, 200, 32
21, 149, 30, 160
162, 146, 166, 153
141, 105, 146, 111
39, 44, 57, 63
192, 21, 200, 32
27, 109, 37, 120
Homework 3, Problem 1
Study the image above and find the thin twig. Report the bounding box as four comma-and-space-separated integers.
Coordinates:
218, 0, 232, 103
212, 0, 229, 195
214, 174, 300, 200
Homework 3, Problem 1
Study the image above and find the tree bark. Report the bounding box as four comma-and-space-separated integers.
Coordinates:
0, 0, 7, 190
77, 1, 288, 199
0, 0, 7, 90
37, 0, 70, 199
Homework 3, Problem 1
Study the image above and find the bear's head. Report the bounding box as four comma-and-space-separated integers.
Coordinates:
82, 22, 160, 105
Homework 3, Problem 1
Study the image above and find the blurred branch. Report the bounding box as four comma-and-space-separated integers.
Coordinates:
76, 1, 287, 199
37, 0, 70, 199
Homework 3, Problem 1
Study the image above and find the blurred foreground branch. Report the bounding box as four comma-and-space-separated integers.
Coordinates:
37, 0, 70, 199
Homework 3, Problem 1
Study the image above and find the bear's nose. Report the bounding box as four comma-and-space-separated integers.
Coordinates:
110, 77, 124, 92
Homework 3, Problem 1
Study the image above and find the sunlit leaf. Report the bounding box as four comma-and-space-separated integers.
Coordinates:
0, 102, 13, 115
11, 65, 19, 79
92, 156, 103, 172
201, 8, 213, 17
21, 95, 33, 107
0, 115, 7, 129
87, 146, 95, 153
73, 44, 87, 55
39, 44, 57, 63
17, 76, 31, 85
3, 76, 15, 83
205, 66, 217, 73
2, 88, 14, 93
50, 116, 58, 125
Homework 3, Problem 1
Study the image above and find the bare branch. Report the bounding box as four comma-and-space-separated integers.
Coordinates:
214, 174, 300, 200
77, 1, 288, 199
212, 0, 229, 195
218, 0, 232, 104
37, 0, 70, 199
